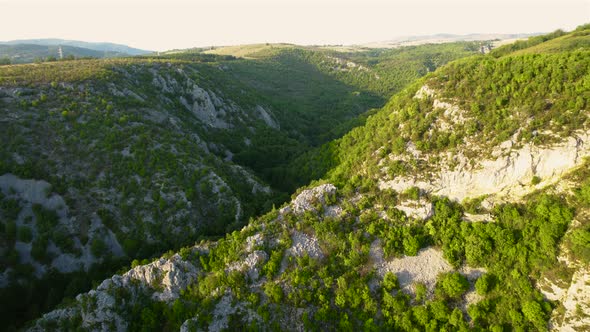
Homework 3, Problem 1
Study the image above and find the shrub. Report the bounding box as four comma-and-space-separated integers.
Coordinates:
475, 273, 494, 295
435, 272, 469, 299
382, 272, 399, 291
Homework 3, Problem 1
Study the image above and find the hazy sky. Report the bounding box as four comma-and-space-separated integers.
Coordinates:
1, 0, 588, 51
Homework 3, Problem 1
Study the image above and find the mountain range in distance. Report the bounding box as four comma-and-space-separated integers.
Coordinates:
0, 38, 152, 64
0, 38, 152, 55
0, 33, 540, 64
360, 32, 541, 48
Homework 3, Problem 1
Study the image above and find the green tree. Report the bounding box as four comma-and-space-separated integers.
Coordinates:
382, 272, 399, 291
436, 272, 469, 299
522, 300, 548, 331
475, 273, 494, 295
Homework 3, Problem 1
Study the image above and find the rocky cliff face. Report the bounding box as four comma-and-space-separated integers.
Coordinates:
379, 84, 590, 206
380, 131, 590, 204
31, 251, 202, 331
30, 152, 590, 330
0, 61, 284, 328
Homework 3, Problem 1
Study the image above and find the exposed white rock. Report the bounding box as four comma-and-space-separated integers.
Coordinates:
459, 266, 487, 282
125, 254, 200, 301
373, 244, 453, 292
30, 252, 200, 331
201, 171, 243, 222
380, 132, 590, 204
395, 199, 434, 220
0, 174, 109, 277
0, 173, 66, 213
209, 294, 238, 332
121, 146, 133, 157
462, 290, 484, 312
281, 184, 337, 215
231, 165, 272, 195
324, 204, 344, 218
414, 85, 436, 99
180, 318, 200, 332
150, 71, 175, 93
188, 86, 230, 129
227, 250, 268, 280
245, 233, 264, 252
463, 213, 493, 223
542, 266, 590, 331
255, 105, 280, 129
432, 98, 470, 131
12, 153, 24, 165
287, 231, 324, 260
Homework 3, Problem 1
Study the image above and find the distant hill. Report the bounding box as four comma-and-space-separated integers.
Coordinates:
0, 44, 131, 64
361, 32, 541, 48
0, 38, 151, 56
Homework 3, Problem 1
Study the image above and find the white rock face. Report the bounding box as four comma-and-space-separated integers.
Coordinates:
0, 174, 120, 277
29, 253, 199, 331
209, 294, 238, 332
231, 165, 272, 195
370, 241, 486, 296
371, 244, 452, 292
414, 85, 436, 99
281, 184, 337, 215
255, 105, 280, 129
380, 132, 590, 203
180, 318, 199, 332
245, 233, 264, 252
463, 213, 493, 223
395, 200, 434, 220
125, 254, 199, 301
287, 231, 324, 260
541, 266, 590, 331
227, 250, 268, 280
324, 204, 344, 218
187, 86, 231, 129
0, 173, 66, 213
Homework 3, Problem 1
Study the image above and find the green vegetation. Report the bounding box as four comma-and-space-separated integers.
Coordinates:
289, 26, 590, 191
0, 43, 139, 65
68, 173, 583, 331
491, 25, 590, 56
0, 40, 482, 329
5, 25, 590, 330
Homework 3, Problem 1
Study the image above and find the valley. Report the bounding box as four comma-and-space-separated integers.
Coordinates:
0, 39, 482, 329
0, 23, 589, 331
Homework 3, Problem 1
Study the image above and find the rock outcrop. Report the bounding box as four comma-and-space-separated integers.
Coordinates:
380, 132, 590, 204
281, 183, 337, 215
30, 253, 200, 331
395, 199, 434, 220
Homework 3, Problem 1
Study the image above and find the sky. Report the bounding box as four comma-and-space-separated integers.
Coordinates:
0, 0, 588, 51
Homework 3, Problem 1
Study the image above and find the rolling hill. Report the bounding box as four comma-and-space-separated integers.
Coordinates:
0, 39, 152, 64
0, 39, 151, 56
0, 44, 131, 64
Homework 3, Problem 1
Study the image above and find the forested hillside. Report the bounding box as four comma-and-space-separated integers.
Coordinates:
0, 41, 480, 329
27, 26, 590, 331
